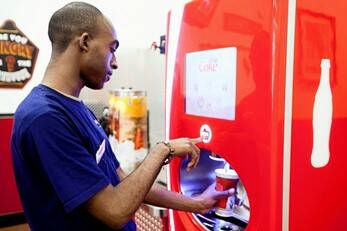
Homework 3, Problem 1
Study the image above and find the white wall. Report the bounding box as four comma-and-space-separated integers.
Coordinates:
0, 0, 190, 114
0, 0, 191, 139
0, 0, 191, 184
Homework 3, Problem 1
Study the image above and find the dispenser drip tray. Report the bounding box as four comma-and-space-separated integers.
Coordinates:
193, 210, 247, 231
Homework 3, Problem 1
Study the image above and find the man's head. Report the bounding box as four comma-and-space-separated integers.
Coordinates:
48, 2, 102, 53
48, 2, 119, 89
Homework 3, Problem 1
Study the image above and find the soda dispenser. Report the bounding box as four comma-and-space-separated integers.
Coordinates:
108, 88, 148, 172
165, 0, 347, 230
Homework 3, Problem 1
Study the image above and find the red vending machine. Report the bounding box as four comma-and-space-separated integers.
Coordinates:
165, 0, 347, 231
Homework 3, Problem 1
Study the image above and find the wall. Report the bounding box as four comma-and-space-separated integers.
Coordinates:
0, 0, 190, 142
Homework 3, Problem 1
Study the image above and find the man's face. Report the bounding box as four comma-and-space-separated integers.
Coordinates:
80, 16, 118, 89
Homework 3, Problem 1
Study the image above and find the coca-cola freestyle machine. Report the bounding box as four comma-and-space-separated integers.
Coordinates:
165, 0, 347, 231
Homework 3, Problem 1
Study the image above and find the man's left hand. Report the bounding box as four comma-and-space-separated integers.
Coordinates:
193, 183, 235, 214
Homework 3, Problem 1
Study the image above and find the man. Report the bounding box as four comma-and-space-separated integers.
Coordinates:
11, 2, 233, 231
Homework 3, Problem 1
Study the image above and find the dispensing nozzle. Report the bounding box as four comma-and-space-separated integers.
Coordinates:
208, 152, 225, 162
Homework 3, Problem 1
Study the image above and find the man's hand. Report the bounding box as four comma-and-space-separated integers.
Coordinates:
166, 137, 202, 171
193, 183, 235, 214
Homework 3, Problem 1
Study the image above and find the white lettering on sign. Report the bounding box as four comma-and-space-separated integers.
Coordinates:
0, 68, 30, 82
17, 60, 31, 67
0, 33, 9, 41
9, 34, 28, 45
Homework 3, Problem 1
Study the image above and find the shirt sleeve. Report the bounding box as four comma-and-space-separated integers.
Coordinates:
86, 108, 120, 170
107, 142, 120, 170
25, 112, 110, 213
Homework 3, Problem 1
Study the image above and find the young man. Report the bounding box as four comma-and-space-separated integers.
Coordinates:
11, 2, 233, 231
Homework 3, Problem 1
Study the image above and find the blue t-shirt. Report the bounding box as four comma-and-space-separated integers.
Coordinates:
11, 84, 136, 231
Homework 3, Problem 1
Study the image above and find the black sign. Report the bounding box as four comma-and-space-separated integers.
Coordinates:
0, 20, 39, 88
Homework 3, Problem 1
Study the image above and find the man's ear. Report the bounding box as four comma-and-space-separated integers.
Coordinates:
79, 32, 90, 52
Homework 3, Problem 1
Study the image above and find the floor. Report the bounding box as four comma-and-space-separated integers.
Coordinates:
0, 224, 30, 231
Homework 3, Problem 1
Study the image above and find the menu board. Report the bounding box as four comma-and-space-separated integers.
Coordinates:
185, 47, 237, 120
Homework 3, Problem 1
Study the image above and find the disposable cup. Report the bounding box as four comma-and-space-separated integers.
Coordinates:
215, 168, 239, 216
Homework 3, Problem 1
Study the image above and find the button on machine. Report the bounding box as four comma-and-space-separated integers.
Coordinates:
200, 124, 212, 143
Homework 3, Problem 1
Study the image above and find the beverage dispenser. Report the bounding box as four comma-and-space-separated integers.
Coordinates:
165, 0, 347, 230
108, 88, 148, 173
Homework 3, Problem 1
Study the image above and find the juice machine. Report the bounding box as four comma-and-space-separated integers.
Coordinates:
165, 0, 347, 230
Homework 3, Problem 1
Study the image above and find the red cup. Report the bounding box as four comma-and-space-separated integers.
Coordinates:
215, 168, 239, 215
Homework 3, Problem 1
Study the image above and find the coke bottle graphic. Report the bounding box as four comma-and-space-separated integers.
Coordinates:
311, 59, 332, 168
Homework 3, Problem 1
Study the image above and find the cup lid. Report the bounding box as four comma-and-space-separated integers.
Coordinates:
215, 168, 239, 179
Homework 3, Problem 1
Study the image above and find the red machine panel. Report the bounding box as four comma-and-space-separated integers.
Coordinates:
0, 116, 23, 215
290, 1, 347, 230
166, 0, 289, 230
166, 1, 347, 230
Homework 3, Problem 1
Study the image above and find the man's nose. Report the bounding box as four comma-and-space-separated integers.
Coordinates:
111, 55, 118, 70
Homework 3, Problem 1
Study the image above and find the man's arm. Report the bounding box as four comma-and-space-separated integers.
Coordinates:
117, 166, 233, 215
144, 184, 234, 214
145, 184, 204, 213
84, 138, 201, 229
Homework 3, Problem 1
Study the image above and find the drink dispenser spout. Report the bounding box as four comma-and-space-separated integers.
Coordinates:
209, 151, 226, 162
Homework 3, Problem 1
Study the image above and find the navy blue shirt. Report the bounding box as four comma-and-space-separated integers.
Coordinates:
11, 84, 136, 231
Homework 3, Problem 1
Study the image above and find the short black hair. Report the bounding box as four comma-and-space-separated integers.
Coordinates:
48, 2, 102, 53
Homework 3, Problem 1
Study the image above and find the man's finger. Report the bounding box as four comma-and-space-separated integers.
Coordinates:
186, 149, 199, 171
213, 188, 235, 199
193, 144, 201, 168
190, 142, 200, 168
188, 151, 197, 168
194, 152, 200, 168
191, 142, 200, 155
190, 137, 202, 144
227, 188, 235, 196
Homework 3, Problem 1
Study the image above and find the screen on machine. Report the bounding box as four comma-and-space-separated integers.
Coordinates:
185, 47, 237, 120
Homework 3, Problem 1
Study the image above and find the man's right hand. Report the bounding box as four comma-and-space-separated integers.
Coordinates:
163, 137, 202, 171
